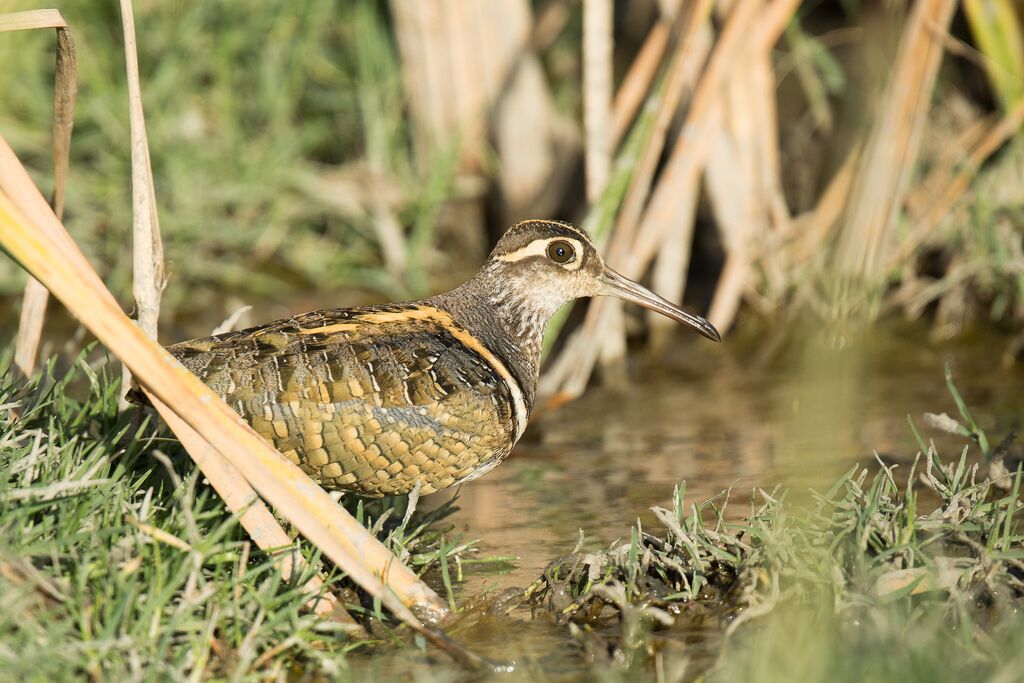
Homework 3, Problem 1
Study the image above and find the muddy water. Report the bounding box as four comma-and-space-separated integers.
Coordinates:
355, 322, 1024, 680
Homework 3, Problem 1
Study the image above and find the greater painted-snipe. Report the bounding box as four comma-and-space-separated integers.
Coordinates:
165, 220, 720, 496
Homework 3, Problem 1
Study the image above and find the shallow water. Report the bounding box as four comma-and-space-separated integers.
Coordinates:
354, 321, 1024, 680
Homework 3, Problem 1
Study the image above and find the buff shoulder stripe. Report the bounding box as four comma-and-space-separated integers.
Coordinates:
296, 322, 360, 335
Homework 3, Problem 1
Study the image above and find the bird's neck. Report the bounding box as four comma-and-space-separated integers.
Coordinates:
426, 264, 555, 411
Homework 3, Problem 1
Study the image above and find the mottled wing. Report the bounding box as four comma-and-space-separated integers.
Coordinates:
169, 305, 517, 496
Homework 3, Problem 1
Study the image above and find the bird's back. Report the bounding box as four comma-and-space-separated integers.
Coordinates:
169, 303, 524, 496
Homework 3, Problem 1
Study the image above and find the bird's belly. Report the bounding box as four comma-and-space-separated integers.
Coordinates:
244, 396, 514, 497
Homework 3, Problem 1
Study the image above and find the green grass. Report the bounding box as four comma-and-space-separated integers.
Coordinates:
0, 347, 478, 679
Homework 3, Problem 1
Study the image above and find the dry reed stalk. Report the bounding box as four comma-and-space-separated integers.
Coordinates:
542, 7, 713, 399
0, 139, 447, 625
444, 0, 486, 168
645, 14, 717, 338
392, 0, 562, 223
887, 96, 1024, 271
633, 0, 798, 336
643, 0, 797, 338
646, 177, 702, 349
608, 1, 694, 150
705, 28, 791, 332
1, 10, 76, 378
704, 102, 753, 332
833, 0, 957, 283
544, 0, 801, 398
751, 51, 791, 234
119, 0, 164, 411
790, 146, 860, 263
633, 0, 771, 266
904, 111, 992, 219
489, 1, 562, 220
717, 62, 762, 326
532, 0, 572, 52
391, 1, 448, 164
629, 10, 715, 348
584, 0, 613, 201
615, 4, 713, 253
612, 21, 670, 147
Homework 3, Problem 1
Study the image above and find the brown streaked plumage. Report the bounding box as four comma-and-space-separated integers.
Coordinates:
162, 220, 720, 497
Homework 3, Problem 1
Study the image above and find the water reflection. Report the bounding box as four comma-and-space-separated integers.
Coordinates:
446, 323, 1023, 595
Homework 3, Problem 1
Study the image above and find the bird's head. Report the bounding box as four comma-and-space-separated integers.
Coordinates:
484, 220, 720, 342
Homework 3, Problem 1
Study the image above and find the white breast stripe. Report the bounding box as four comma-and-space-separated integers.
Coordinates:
460, 335, 528, 444
504, 368, 529, 442
405, 307, 531, 443
495, 237, 585, 271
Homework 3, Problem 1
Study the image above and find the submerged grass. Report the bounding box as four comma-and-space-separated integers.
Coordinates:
0, 347, 478, 679
526, 370, 1024, 681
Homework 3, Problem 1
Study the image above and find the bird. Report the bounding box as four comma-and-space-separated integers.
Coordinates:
163, 220, 720, 497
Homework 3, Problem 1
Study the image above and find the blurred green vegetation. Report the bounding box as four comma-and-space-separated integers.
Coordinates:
0, 0, 451, 320
3, 1, 1023, 339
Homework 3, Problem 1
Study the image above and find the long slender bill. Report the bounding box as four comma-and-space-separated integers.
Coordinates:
599, 267, 721, 342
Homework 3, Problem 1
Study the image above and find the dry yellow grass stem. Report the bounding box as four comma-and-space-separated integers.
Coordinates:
150, 394, 353, 623
0, 8, 64, 31
888, 96, 1024, 272
611, 20, 670, 146
119, 0, 164, 356
0, 10, 76, 378
833, 0, 957, 285
583, 0, 613, 201
0, 139, 447, 625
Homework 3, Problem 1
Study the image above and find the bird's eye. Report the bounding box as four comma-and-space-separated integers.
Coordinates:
547, 240, 575, 264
